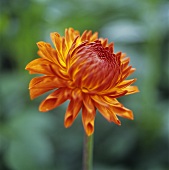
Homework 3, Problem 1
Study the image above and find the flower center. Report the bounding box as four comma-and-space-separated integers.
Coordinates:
88, 40, 117, 65
67, 40, 121, 91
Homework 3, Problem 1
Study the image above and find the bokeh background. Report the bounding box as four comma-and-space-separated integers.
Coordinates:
0, 0, 169, 170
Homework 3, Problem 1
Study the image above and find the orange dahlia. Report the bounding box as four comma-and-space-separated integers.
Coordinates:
25, 28, 139, 136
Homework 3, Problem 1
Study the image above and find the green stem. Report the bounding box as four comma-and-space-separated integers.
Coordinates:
83, 133, 94, 170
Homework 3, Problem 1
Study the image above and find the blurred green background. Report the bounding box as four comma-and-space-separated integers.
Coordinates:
0, 0, 169, 170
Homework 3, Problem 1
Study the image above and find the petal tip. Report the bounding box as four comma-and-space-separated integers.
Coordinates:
39, 106, 50, 112
85, 123, 94, 136
39, 99, 55, 112
64, 115, 74, 128
117, 119, 121, 125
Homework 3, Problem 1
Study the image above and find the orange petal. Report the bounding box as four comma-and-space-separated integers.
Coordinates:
82, 105, 96, 136
29, 76, 66, 99
92, 69, 120, 94
112, 105, 134, 120
65, 36, 82, 71
88, 32, 98, 41
94, 95, 134, 121
115, 52, 122, 61
109, 42, 114, 51
125, 86, 140, 95
37, 42, 58, 63
71, 88, 83, 100
25, 58, 59, 75
92, 86, 138, 105
81, 30, 88, 42
86, 30, 92, 40
80, 30, 98, 42
121, 66, 132, 79
30, 88, 53, 100
122, 67, 136, 81
39, 88, 70, 112
64, 98, 82, 128
101, 38, 108, 47
94, 102, 121, 125
29, 76, 65, 89
83, 94, 95, 113
65, 28, 79, 50
120, 53, 127, 60
26, 58, 68, 80
50, 32, 68, 66
121, 56, 129, 65
50, 32, 62, 52
101, 96, 121, 106
90, 95, 108, 107
116, 79, 137, 89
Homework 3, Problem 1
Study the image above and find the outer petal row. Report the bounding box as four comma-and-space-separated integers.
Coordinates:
82, 104, 96, 136
64, 88, 83, 128
39, 87, 71, 112
92, 94, 134, 122
64, 98, 83, 128
95, 102, 121, 125
25, 58, 68, 80
36, 41, 65, 68
29, 76, 67, 99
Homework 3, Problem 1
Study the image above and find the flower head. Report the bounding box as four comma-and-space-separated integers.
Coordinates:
25, 28, 139, 136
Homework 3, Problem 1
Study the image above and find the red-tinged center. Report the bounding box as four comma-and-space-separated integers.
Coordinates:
68, 40, 121, 91
88, 41, 119, 67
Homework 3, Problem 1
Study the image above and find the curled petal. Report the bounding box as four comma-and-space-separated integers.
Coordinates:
91, 68, 120, 93
65, 28, 80, 50
82, 105, 96, 136
91, 95, 120, 107
125, 86, 140, 95
83, 94, 95, 113
25, 58, 53, 75
93, 90, 127, 98
81, 30, 90, 41
112, 105, 134, 120
64, 88, 83, 127
26, 58, 63, 75
71, 88, 83, 100
37, 42, 60, 64
89, 32, 98, 42
66, 36, 83, 71
100, 96, 121, 106
39, 88, 71, 112
101, 38, 108, 47
95, 102, 121, 125
121, 66, 132, 80
81, 30, 98, 42
122, 68, 136, 81
107, 90, 128, 98
29, 76, 67, 99
108, 42, 114, 53
116, 79, 137, 89
64, 98, 82, 128
50, 32, 63, 54
127, 68, 136, 77
94, 95, 134, 120
30, 88, 53, 100
121, 53, 127, 60
121, 56, 129, 65
90, 95, 108, 107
